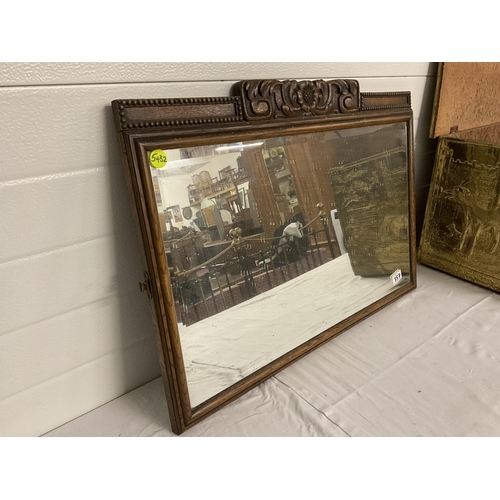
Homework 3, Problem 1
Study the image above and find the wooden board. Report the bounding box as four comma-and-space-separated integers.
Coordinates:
431, 62, 500, 138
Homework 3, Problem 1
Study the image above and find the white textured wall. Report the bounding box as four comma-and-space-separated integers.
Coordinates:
0, 62, 438, 436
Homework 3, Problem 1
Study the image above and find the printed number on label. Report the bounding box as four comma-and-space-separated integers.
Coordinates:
391, 269, 403, 287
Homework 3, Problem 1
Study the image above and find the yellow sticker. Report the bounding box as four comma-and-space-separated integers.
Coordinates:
150, 149, 168, 169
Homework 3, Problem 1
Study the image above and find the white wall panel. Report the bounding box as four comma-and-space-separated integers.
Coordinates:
0, 63, 437, 436
0, 291, 156, 400
0, 62, 436, 87
2, 237, 122, 334
0, 168, 112, 262
1, 338, 161, 436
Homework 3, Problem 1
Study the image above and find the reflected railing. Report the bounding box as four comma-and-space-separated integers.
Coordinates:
170, 203, 336, 327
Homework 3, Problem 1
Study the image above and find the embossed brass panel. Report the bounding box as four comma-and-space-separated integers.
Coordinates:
419, 138, 500, 291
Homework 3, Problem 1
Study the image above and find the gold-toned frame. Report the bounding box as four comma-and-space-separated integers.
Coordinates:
112, 79, 417, 434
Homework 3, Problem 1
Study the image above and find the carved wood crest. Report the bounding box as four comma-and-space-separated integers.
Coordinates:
233, 79, 360, 121
112, 80, 411, 132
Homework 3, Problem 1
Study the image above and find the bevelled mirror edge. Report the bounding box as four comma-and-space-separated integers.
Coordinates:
112, 79, 416, 435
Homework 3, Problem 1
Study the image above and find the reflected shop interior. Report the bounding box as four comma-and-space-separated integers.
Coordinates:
151, 123, 410, 407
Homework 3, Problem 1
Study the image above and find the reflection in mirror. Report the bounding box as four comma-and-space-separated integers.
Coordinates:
150, 123, 410, 408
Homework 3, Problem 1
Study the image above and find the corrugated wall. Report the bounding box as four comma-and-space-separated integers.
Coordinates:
0, 62, 438, 436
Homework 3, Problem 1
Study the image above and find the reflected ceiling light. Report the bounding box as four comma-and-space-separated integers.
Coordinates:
215, 142, 264, 152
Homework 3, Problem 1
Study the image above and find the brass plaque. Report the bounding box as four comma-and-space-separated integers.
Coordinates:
419, 137, 500, 291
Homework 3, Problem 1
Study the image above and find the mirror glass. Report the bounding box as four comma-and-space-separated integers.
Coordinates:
150, 122, 410, 408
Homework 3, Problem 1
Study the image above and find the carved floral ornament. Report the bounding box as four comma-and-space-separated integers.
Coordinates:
237, 79, 360, 120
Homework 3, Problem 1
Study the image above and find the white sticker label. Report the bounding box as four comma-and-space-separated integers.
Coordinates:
391, 269, 403, 287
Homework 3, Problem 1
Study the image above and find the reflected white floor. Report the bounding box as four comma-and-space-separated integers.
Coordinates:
179, 254, 406, 408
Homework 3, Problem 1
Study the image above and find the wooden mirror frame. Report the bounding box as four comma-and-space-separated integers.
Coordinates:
112, 78, 417, 435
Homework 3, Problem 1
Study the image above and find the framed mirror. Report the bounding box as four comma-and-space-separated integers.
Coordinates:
112, 78, 417, 434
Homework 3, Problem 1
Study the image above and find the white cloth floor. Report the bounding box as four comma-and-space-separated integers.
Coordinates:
44, 264, 500, 437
